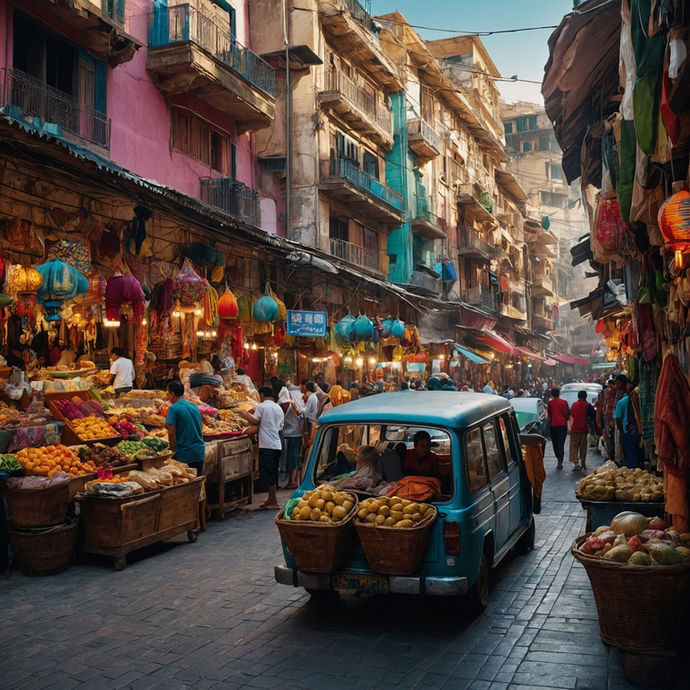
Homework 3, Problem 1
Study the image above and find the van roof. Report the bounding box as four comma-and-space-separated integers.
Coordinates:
320, 391, 511, 428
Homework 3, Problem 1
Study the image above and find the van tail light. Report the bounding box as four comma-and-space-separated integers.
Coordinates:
442, 520, 460, 556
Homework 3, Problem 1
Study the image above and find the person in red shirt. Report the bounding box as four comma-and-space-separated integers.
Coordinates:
569, 390, 593, 472
547, 387, 570, 470
403, 430, 440, 477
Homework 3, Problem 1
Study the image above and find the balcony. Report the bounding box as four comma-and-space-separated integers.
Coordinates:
407, 118, 440, 159
411, 199, 447, 240
501, 302, 527, 321
2, 67, 110, 148
463, 287, 498, 312
29, 0, 139, 65
456, 182, 497, 226
200, 178, 261, 227
444, 156, 465, 186
409, 270, 441, 295
319, 159, 405, 226
533, 314, 555, 331
318, 70, 393, 148
534, 273, 554, 297
329, 238, 381, 273
457, 225, 499, 262
148, 4, 275, 133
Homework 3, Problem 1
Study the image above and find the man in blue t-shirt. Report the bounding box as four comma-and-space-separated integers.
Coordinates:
614, 379, 643, 469
165, 380, 205, 475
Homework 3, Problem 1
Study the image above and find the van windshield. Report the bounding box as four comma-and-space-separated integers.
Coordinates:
312, 423, 453, 502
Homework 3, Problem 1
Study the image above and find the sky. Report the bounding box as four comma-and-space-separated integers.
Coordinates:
373, 0, 576, 105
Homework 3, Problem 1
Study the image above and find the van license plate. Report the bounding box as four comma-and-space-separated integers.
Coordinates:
334, 573, 389, 593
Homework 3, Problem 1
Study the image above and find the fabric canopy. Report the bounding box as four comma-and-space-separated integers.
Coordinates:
516, 346, 545, 361
542, 358, 558, 367
553, 353, 590, 366
454, 344, 490, 365
477, 330, 519, 356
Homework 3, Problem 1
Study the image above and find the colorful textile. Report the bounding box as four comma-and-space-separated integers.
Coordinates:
105, 274, 146, 322
654, 354, 690, 477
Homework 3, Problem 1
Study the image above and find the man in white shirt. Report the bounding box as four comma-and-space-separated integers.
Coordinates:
109, 348, 134, 397
281, 382, 304, 488
240, 386, 284, 510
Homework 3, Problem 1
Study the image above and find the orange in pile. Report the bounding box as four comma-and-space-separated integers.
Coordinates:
16, 444, 97, 477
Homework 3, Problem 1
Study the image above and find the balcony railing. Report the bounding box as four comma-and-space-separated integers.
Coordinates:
415, 198, 439, 227
149, 4, 275, 97
330, 238, 380, 271
410, 270, 441, 294
407, 117, 440, 154
337, 0, 374, 32
457, 225, 499, 260
320, 159, 404, 212
534, 274, 553, 294
457, 182, 495, 214
102, 0, 125, 25
533, 314, 555, 330
323, 70, 392, 134
1, 67, 110, 148
464, 287, 497, 311
445, 156, 465, 186
200, 178, 261, 226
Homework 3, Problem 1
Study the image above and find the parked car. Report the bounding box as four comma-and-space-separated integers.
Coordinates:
275, 392, 536, 613
510, 397, 547, 434
560, 386, 600, 407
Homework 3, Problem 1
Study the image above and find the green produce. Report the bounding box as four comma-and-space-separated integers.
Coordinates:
116, 440, 149, 457
0, 454, 21, 472
142, 436, 169, 453
647, 543, 685, 565
604, 545, 632, 562
627, 551, 652, 566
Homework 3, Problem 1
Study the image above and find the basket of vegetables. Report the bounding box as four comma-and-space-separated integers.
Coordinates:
572, 511, 690, 652
0, 453, 24, 479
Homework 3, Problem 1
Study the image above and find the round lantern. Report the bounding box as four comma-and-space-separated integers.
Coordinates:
218, 288, 238, 319
390, 319, 406, 339
9, 265, 42, 294
658, 189, 690, 268
253, 295, 279, 323
334, 314, 355, 346
352, 313, 374, 341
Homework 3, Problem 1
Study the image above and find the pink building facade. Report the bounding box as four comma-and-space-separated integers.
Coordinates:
0, 0, 284, 235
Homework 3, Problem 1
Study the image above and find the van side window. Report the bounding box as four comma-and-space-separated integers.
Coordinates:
482, 421, 504, 480
498, 415, 516, 465
465, 427, 487, 493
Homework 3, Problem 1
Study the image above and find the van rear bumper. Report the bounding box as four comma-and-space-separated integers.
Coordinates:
274, 565, 468, 596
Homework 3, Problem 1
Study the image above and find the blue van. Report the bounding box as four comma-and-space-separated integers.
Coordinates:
275, 392, 536, 612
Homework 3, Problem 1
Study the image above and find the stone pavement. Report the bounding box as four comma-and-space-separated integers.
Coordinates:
0, 445, 685, 690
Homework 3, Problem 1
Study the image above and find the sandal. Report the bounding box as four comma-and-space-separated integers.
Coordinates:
556, 462, 563, 470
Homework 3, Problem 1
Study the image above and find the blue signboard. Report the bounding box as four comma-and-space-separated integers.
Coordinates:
286, 310, 327, 337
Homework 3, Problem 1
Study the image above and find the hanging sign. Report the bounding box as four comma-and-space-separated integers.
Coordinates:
286, 310, 327, 337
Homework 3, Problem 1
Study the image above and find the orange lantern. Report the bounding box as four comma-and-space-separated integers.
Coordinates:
8, 265, 42, 294
658, 189, 690, 268
218, 288, 238, 319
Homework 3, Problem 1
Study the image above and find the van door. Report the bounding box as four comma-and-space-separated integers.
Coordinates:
482, 420, 510, 550
498, 413, 522, 536
464, 426, 494, 543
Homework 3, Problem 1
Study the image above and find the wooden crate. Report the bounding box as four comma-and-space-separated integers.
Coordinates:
206, 437, 253, 518
45, 390, 121, 447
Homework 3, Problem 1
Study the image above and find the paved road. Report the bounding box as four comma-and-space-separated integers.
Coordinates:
0, 446, 683, 690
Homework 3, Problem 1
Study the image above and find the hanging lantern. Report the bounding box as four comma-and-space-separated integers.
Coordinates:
658, 189, 690, 268
334, 313, 356, 346
389, 319, 406, 339
8, 265, 42, 294
253, 295, 279, 323
352, 313, 374, 341
218, 288, 238, 319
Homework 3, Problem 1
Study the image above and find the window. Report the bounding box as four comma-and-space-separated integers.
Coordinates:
516, 117, 527, 133
522, 142, 531, 152
482, 422, 504, 480
551, 164, 563, 180
539, 137, 550, 151
363, 151, 379, 179
498, 415, 516, 466
504, 121, 513, 134
329, 213, 349, 241
335, 133, 359, 165
528, 115, 538, 130
172, 110, 234, 175
465, 427, 487, 493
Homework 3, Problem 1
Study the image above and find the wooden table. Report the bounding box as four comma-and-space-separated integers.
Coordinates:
205, 437, 253, 519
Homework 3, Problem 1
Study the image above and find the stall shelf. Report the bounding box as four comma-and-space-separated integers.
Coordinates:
205, 436, 253, 518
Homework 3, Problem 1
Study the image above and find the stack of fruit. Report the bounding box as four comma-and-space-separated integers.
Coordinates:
16, 445, 97, 477
72, 416, 117, 440
116, 439, 150, 459
356, 496, 436, 528
286, 486, 356, 523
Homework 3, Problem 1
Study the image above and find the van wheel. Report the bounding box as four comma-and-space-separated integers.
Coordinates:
516, 518, 535, 555
463, 553, 489, 615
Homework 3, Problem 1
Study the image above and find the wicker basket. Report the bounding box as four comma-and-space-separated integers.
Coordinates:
275, 497, 359, 573
572, 535, 690, 652
9, 519, 77, 576
355, 508, 437, 575
4, 481, 70, 528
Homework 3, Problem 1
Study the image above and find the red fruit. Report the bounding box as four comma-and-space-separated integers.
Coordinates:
647, 517, 669, 531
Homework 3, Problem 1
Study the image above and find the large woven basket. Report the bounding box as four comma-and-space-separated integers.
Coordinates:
276, 497, 359, 573
572, 535, 690, 652
356, 508, 437, 575
4, 481, 70, 528
9, 519, 77, 576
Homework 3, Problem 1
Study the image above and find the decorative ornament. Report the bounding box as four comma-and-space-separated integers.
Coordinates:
9, 265, 42, 294
658, 189, 690, 268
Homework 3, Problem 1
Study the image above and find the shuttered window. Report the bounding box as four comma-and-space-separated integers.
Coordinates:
172, 109, 234, 175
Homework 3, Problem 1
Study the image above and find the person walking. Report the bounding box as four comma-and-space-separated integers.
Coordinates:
569, 390, 592, 472
547, 387, 570, 470
281, 382, 304, 489
615, 378, 644, 469
109, 347, 134, 397
240, 386, 285, 510
165, 381, 205, 476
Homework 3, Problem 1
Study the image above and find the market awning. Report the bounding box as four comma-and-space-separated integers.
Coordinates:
476, 331, 520, 356
543, 358, 558, 367
516, 346, 545, 361
454, 344, 490, 365
552, 353, 590, 366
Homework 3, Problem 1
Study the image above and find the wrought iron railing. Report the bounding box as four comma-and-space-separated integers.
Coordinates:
410, 270, 441, 293
323, 70, 392, 134
457, 182, 495, 215
458, 225, 499, 259
414, 197, 439, 228
407, 117, 440, 153
200, 178, 261, 226
445, 156, 465, 185
464, 287, 497, 311
320, 159, 404, 212
149, 4, 275, 97
330, 238, 380, 271
337, 0, 374, 32
102, 0, 125, 25
1, 67, 110, 148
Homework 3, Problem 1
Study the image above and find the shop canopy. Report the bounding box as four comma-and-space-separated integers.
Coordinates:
516, 346, 545, 361
454, 344, 490, 365
476, 330, 520, 356
542, 358, 558, 367
552, 353, 590, 366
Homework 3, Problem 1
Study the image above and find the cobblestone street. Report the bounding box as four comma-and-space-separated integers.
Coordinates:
0, 447, 683, 690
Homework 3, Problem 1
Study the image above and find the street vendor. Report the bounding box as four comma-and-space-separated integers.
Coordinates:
109, 347, 134, 397
165, 380, 205, 476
